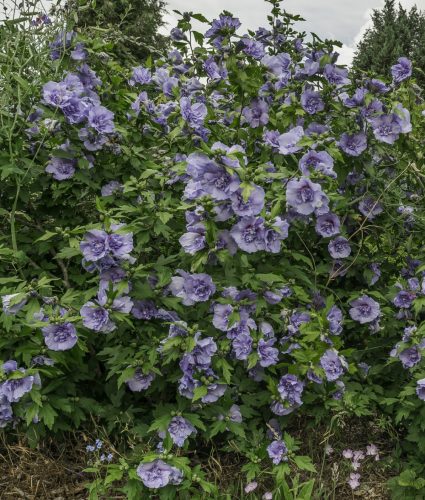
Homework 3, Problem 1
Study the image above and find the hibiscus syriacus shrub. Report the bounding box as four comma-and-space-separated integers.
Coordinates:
2, 0, 425, 497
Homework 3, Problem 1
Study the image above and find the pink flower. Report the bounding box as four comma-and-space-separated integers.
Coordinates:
245, 481, 258, 493
348, 472, 361, 490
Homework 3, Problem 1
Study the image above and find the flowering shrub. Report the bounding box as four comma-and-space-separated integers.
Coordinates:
2, 0, 425, 497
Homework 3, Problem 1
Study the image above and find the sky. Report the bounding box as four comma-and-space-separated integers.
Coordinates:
162, 0, 425, 65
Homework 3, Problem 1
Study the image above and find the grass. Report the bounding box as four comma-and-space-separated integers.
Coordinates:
0, 414, 399, 499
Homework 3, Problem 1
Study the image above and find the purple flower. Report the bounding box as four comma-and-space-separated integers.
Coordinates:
299, 150, 335, 177
129, 66, 152, 86
205, 15, 241, 39
186, 153, 240, 200
108, 231, 133, 259
370, 263, 381, 285
168, 416, 196, 447
320, 349, 347, 381
45, 157, 76, 180
2, 293, 28, 315
399, 346, 421, 369
180, 97, 207, 127
393, 290, 415, 309
70, 42, 87, 61
0, 374, 34, 403
101, 181, 123, 196
323, 64, 350, 85
327, 305, 343, 335
349, 295, 380, 324
278, 126, 304, 155
241, 38, 265, 59
370, 114, 402, 144
339, 132, 367, 157
80, 301, 115, 332
212, 303, 233, 331
391, 57, 412, 83
416, 378, 425, 400
358, 197, 383, 220
42, 323, 78, 351
301, 88, 324, 114
286, 177, 324, 215
242, 99, 269, 128
328, 237, 351, 259
170, 271, 216, 305
87, 105, 114, 134
261, 53, 291, 76
0, 399, 13, 428
267, 440, 288, 464
258, 339, 279, 367
230, 185, 265, 216
244, 482, 258, 494
179, 224, 206, 255
136, 460, 183, 488
80, 230, 109, 261
229, 404, 243, 423
278, 374, 304, 406
42, 81, 70, 107
230, 216, 266, 253
265, 217, 289, 253
232, 332, 253, 360
126, 369, 155, 391
315, 213, 340, 237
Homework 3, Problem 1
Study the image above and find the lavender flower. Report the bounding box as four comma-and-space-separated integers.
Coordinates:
277, 126, 304, 155
286, 177, 324, 215
180, 97, 207, 127
358, 197, 383, 220
391, 57, 412, 83
320, 349, 347, 381
168, 416, 196, 447
170, 271, 216, 305
267, 440, 288, 464
349, 295, 380, 324
136, 460, 183, 488
242, 99, 269, 128
339, 132, 367, 157
42, 323, 78, 351
87, 105, 114, 134
80, 230, 109, 261
2, 293, 28, 315
230, 216, 266, 253
370, 114, 402, 144
258, 338, 279, 367
230, 185, 265, 216
277, 374, 304, 406
126, 369, 155, 391
315, 213, 340, 237
416, 379, 425, 400
399, 346, 421, 369
301, 88, 324, 114
45, 157, 76, 180
299, 150, 335, 177
328, 236, 351, 259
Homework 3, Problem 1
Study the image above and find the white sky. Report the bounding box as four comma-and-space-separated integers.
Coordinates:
162, 0, 425, 65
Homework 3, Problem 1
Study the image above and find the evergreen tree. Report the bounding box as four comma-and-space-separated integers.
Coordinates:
70, 0, 169, 62
353, 0, 425, 86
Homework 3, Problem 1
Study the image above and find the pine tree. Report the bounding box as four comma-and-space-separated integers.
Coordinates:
353, 0, 425, 86
71, 0, 169, 62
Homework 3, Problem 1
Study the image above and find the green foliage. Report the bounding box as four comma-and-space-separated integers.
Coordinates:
353, 0, 425, 87
70, 0, 168, 62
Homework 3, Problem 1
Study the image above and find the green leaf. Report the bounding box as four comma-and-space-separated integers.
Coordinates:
293, 455, 316, 473
192, 385, 207, 402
